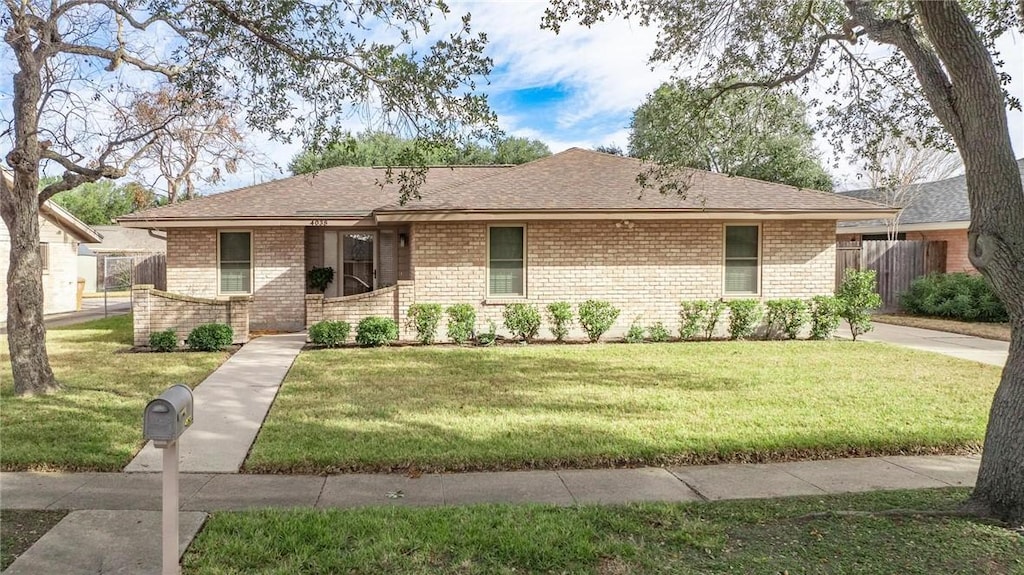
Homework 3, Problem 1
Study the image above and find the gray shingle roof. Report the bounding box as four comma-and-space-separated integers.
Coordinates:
121, 148, 894, 223
837, 158, 1024, 229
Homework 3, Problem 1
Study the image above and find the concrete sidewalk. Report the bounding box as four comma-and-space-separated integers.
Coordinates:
3, 455, 980, 512
846, 320, 1009, 367
124, 332, 306, 473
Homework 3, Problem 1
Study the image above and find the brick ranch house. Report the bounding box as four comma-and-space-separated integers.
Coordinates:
118, 148, 895, 345
836, 157, 1024, 273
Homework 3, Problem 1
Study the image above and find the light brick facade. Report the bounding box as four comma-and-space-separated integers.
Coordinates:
132, 285, 250, 347
154, 219, 836, 340
1, 213, 83, 317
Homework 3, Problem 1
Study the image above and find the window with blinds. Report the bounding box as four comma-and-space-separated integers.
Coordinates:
219, 231, 252, 294
724, 225, 759, 295
488, 225, 525, 297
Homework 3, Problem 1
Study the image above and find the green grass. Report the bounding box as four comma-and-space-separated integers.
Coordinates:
246, 342, 999, 473
183, 488, 1024, 574
0, 315, 227, 471
0, 510, 68, 570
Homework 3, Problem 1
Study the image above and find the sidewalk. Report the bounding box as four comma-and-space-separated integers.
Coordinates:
2, 455, 980, 512
845, 320, 1009, 367
125, 332, 307, 473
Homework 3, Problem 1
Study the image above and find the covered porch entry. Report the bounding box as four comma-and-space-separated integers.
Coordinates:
304, 225, 412, 297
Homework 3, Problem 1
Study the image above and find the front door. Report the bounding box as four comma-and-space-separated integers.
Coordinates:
323, 231, 375, 297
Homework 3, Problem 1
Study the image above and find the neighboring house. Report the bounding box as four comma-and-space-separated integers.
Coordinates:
119, 148, 894, 343
1, 200, 103, 317
836, 158, 1024, 273
79, 225, 167, 292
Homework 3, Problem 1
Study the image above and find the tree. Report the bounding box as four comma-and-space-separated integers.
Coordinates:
133, 89, 251, 204
629, 79, 834, 191
859, 135, 962, 239
545, 0, 1024, 523
594, 144, 625, 156
48, 179, 155, 225
2, 1, 495, 395
289, 134, 550, 174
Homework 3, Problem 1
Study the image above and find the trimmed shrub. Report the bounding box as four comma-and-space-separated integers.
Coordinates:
578, 300, 620, 342
900, 272, 1008, 322
726, 299, 762, 340
680, 300, 725, 341
837, 269, 884, 341
355, 316, 399, 347
503, 303, 542, 343
624, 319, 646, 343
809, 295, 842, 340
308, 320, 351, 348
476, 320, 498, 347
149, 329, 177, 352
407, 303, 443, 344
187, 323, 233, 351
647, 322, 671, 343
446, 304, 476, 345
546, 301, 574, 342
765, 299, 809, 340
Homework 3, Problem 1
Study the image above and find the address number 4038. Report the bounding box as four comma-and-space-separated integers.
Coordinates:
310, 219, 328, 226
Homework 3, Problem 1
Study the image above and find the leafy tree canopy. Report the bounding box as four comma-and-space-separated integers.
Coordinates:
44, 178, 158, 226
629, 80, 834, 191
289, 133, 551, 174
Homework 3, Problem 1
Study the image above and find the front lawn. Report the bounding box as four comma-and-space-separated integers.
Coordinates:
0, 315, 227, 471
0, 510, 68, 570
246, 341, 999, 473
183, 488, 1023, 574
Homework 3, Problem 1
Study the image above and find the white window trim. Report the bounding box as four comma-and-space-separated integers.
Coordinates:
217, 229, 254, 296
486, 223, 528, 300
722, 222, 762, 297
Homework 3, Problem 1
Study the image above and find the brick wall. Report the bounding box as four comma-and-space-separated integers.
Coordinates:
411, 219, 836, 341
132, 285, 250, 347
306, 282, 410, 335
165, 227, 305, 331
906, 229, 974, 273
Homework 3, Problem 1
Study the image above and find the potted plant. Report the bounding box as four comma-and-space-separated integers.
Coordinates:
307, 266, 335, 293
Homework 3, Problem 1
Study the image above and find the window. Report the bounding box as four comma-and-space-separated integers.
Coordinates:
218, 231, 252, 294
488, 225, 525, 297
39, 243, 49, 273
724, 224, 760, 295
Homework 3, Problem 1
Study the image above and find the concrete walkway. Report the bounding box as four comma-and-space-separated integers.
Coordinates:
847, 321, 1009, 367
125, 332, 306, 473
0, 455, 979, 573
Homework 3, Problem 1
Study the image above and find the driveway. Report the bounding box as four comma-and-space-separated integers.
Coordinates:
0, 297, 130, 334
848, 320, 1008, 367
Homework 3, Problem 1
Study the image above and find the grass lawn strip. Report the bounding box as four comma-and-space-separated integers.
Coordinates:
247, 341, 998, 473
0, 315, 228, 471
0, 510, 68, 570
874, 313, 1011, 341
183, 488, 1023, 574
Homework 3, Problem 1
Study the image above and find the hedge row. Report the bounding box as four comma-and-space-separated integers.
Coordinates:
900, 272, 1007, 322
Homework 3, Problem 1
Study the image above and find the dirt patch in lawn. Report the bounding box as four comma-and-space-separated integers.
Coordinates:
1, 510, 68, 570
875, 314, 1011, 341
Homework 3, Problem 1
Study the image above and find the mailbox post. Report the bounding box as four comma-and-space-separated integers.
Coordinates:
144, 384, 194, 575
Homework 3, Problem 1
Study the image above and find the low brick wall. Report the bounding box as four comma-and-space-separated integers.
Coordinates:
305, 281, 415, 339
132, 284, 251, 347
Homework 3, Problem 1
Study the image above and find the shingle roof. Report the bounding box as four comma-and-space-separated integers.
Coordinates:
837, 158, 1024, 229
120, 148, 893, 223
84, 226, 167, 252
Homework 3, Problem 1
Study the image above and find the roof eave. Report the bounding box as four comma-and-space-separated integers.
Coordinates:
373, 209, 900, 223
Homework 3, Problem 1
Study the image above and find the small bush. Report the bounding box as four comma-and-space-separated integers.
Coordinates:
765, 299, 809, 340
578, 300, 620, 342
503, 303, 542, 343
407, 303, 443, 344
809, 295, 843, 340
837, 269, 884, 341
446, 304, 476, 344
476, 320, 498, 347
308, 320, 351, 348
648, 322, 671, 342
187, 323, 233, 351
149, 329, 177, 352
546, 301, 574, 342
355, 316, 398, 347
726, 299, 762, 340
679, 300, 725, 340
624, 319, 646, 343
900, 272, 1008, 322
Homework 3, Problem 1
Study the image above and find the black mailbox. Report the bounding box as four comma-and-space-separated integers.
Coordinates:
144, 384, 194, 446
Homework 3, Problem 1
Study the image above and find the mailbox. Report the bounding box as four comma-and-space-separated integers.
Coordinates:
144, 384, 194, 446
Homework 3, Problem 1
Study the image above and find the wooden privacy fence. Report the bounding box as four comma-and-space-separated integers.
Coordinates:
134, 254, 167, 291
99, 253, 167, 291
836, 240, 947, 310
